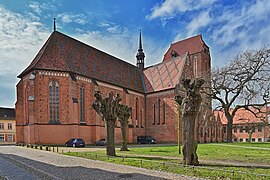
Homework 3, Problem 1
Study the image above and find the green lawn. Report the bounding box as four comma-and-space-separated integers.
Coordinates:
217, 142, 270, 148
63, 143, 270, 179
198, 143, 270, 164
115, 143, 270, 165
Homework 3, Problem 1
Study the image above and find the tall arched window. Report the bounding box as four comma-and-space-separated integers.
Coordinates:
135, 98, 138, 127
162, 102, 166, 124
157, 99, 160, 124
153, 104, 156, 125
24, 85, 29, 124
49, 80, 59, 122
80, 86, 85, 123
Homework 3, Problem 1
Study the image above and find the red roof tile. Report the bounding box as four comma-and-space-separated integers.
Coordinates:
163, 34, 205, 61
143, 54, 188, 93
214, 107, 268, 125
18, 31, 144, 93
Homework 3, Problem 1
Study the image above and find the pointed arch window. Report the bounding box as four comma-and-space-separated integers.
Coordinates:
162, 101, 166, 124
49, 81, 59, 122
80, 86, 85, 123
153, 104, 156, 125
157, 99, 160, 124
24, 85, 29, 124
135, 98, 139, 127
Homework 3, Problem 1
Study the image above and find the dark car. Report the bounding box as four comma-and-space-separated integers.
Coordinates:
65, 138, 85, 147
137, 136, 156, 144
94, 139, 106, 146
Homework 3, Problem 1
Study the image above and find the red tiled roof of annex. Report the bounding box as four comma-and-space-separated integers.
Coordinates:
214, 107, 268, 125
163, 34, 206, 61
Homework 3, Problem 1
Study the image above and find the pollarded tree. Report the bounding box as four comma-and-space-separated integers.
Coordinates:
207, 48, 270, 143
175, 78, 204, 165
92, 91, 121, 156
116, 104, 132, 151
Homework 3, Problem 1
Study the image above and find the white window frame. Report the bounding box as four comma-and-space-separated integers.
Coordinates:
0, 134, 4, 142
8, 123, 12, 130
7, 135, 12, 142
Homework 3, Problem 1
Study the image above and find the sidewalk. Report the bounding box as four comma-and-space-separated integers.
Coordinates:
0, 146, 199, 180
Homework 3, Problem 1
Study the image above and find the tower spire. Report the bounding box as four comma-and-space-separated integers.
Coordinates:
139, 29, 143, 50
54, 18, 56, 31
136, 29, 145, 71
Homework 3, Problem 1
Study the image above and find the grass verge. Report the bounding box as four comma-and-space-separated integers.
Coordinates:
62, 143, 270, 179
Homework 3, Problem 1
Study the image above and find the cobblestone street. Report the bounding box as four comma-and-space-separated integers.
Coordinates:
0, 146, 197, 180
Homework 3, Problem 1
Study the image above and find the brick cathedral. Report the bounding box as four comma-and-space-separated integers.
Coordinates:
16, 25, 223, 145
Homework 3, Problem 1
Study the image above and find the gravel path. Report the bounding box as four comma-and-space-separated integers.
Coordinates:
0, 146, 200, 180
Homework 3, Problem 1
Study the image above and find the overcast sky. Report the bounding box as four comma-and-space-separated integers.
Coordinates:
0, 0, 269, 108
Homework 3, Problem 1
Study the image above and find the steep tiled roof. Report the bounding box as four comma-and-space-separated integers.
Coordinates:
214, 107, 268, 125
18, 31, 144, 93
0, 107, 15, 120
143, 54, 187, 93
163, 34, 205, 61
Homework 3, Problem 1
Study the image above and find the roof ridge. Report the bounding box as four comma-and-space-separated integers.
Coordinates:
55, 31, 138, 69
172, 34, 201, 45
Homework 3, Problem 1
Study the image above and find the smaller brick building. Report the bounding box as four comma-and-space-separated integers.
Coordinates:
0, 107, 16, 144
217, 106, 270, 142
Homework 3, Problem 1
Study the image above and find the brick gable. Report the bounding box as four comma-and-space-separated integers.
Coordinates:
163, 34, 206, 61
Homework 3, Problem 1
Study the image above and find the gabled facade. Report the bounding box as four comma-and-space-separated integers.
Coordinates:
16, 29, 213, 145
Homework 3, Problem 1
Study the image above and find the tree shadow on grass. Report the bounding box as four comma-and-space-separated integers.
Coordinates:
116, 155, 179, 162
200, 162, 270, 169
149, 150, 171, 153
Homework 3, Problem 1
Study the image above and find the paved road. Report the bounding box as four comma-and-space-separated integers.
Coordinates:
0, 146, 199, 180
0, 154, 39, 179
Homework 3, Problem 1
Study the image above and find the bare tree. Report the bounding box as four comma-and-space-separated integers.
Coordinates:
175, 78, 204, 165
116, 104, 132, 151
92, 91, 121, 156
206, 48, 270, 143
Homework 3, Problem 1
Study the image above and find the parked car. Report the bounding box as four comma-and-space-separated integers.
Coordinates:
94, 139, 106, 146
65, 138, 85, 147
137, 136, 156, 144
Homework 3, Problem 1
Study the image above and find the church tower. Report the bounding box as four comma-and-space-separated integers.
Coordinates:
136, 30, 145, 71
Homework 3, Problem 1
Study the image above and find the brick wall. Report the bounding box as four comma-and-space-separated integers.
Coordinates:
16, 70, 147, 144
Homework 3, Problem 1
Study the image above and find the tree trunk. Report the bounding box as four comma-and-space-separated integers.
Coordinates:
225, 112, 233, 143
175, 78, 204, 166
248, 130, 253, 142
106, 119, 116, 156
182, 112, 199, 165
120, 121, 129, 151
